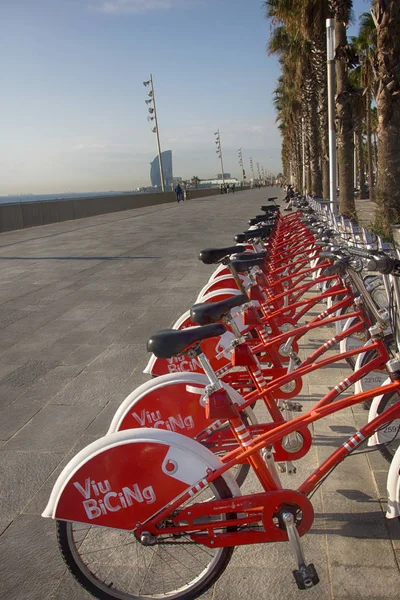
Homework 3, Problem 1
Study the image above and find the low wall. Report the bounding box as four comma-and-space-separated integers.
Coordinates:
0, 191, 177, 233
0, 186, 250, 233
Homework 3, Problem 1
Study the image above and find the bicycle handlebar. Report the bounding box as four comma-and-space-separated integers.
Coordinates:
324, 258, 349, 277
367, 256, 400, 276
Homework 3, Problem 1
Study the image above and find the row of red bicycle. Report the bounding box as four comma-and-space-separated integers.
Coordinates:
42, 195, 400, 600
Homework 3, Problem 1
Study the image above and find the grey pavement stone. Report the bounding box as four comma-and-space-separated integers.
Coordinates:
0, 387, 25, 412
84, 342, 145, 377
49, 576, 93, 600
331, 564, 399, 598
84, 401, 122, 437
0, 360, 60, 388
0, 396, 44, 441
22, 434, 98, 516
0, 451, 62, 522
0, 515, 66, 600
3, 404, 100, 452
49, 370, 127, 407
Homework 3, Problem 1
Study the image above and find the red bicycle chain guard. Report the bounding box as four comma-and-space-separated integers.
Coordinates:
187, 489, 315, 548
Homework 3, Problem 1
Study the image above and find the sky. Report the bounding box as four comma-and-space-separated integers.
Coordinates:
1, 0, 370, 194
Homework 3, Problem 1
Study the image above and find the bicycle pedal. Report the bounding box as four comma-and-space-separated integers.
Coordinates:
277, 461, 297, 474
286, 401, 303, 412
292, 564, 319, 590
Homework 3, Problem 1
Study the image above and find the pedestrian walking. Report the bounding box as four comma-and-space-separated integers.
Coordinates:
220, 184, 224, 194
226, 183, 230, 193
175, 184, 183, 203
232, 183, 236, 193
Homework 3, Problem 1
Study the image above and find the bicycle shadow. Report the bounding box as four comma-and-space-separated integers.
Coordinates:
0, 255, 162, 260
312, 507, 400, 539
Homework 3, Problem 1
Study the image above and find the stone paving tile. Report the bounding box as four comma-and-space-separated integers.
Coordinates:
22, 435, 99, 517
0, 360, 60, 388
0, 451, 63, 523
3, 404, 100, 452
48, 370, 127, 408
0, 396, 45, 441
0, 515, 66, 600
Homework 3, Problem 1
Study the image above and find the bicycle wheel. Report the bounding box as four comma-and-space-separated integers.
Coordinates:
57, 477, 235, 600
376, 391, 400, 463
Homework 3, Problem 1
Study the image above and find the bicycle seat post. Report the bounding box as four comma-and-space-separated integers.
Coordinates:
223, 257, 247, 294
187, 344, 223, 390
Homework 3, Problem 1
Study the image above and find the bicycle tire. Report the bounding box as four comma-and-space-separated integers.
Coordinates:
57, 476, 235, 600
376, 391, 400, 463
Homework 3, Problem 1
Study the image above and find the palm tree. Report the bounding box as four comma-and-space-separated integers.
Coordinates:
191, 176, 201, 188
267, 17, 322, 196
370, 1, 400, 235
348, 67, 366, 198
297, 0, 330, 197
329, 0, 357, 218
353, 13, 377, 202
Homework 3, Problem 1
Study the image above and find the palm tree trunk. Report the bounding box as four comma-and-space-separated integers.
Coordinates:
366, 93, 375, 202
306, 139, 312, 194
295, 122, 303, 191
321, 120, 330, 199
309, 88, 323, 197
356, 127, 366, 198
371, 0, 400, 235
373, 131, 378, 185
335, 19, 356, 218
314, 33, 330, 198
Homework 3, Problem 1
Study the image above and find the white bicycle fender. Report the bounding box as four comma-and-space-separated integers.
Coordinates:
354, 340, 387, 395
367, 380, 390, 446
197, 275, 249, 301
42, 429, 241, 525
386, 445, 400, 518
339, 316, 366, 354
196, 287, 243, 302
208, 248, 253, 281
109, 372, 257, 434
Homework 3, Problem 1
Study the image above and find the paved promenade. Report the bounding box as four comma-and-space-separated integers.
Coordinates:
0, 188, 398, 600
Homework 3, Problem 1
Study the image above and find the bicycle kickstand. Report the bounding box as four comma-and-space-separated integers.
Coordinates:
281, 511, 320, 590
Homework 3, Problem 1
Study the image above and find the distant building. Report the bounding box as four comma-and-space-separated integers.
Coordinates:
217, 173, 231, 180
150, 150, 173, 189
197, 177, 240, 188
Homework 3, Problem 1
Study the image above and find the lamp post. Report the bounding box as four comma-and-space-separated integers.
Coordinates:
143, 74, 165, 192
326, 19, 337, 214
250, 157, 255, 185
257, 162, 261, 183
214, 130, 225, 186
238, 148, 246, 187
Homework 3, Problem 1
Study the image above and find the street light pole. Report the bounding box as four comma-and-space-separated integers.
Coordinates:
326, 19, 337, 214
144, 74, 165, 192
238, 148, 246, 187
214, 130, 225, 186
250, 157, 255, 185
